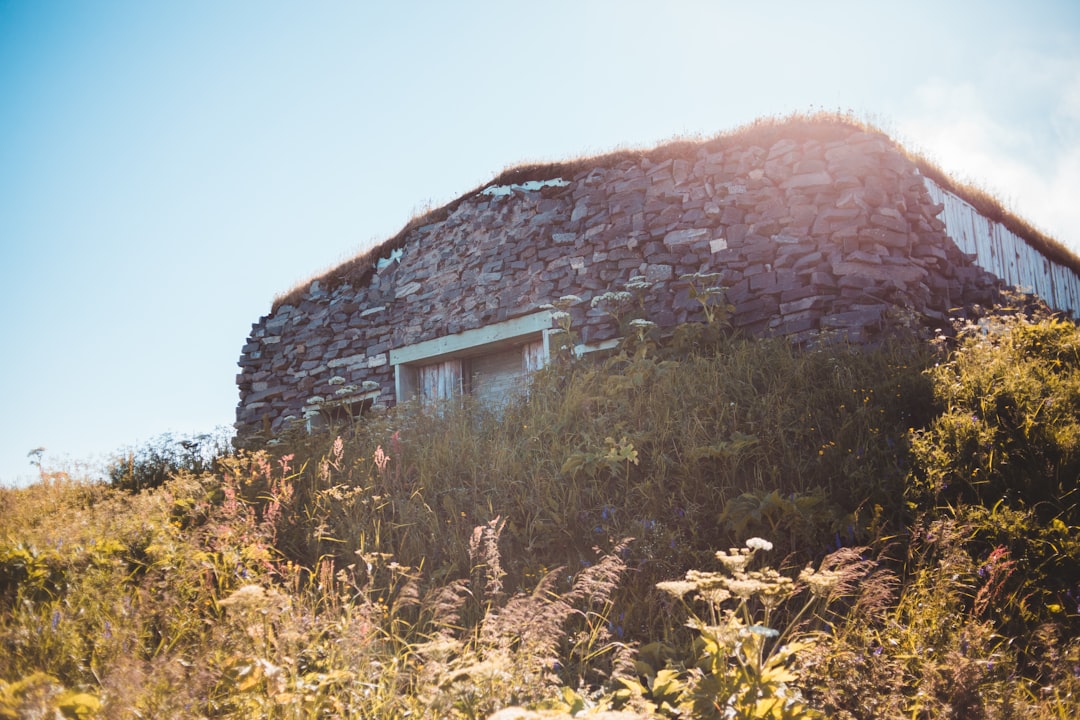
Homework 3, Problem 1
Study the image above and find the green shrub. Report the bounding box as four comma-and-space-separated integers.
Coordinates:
107, 427, 233, 492
908, 313, 1080, 651
909, 314, 1080, 519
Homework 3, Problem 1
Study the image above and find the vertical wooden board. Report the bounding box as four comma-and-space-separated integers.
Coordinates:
924, 177, 1079, 317
523, 339, 547, 373
419, 359, 464, 406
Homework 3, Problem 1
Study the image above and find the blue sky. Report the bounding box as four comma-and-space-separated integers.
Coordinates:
1, 1, 1078, 486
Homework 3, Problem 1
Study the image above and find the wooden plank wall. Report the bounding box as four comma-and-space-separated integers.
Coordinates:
925, 178, 1080, 317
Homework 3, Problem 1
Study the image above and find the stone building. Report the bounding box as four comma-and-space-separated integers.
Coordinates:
235, 117, 1080, 443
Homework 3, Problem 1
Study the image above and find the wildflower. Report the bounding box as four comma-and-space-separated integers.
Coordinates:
373, 445, 390, 472
550, 311, 570, 322
699, 587, 733, 606
592, 290, 633, 307
306, 396, 326, 405
559, 294, 583, 305
746, 537, 773, 552
656, 580, 698, 599
328, 375, 346, 385
715, 547, 753, 573
686, 569, 731, 594
362, 380, 380, 390
629, 319, 656, 329
751, 569, 795, 608
798, 565, 843, 599
218, 584, 268, 609
724, 575, 768, 600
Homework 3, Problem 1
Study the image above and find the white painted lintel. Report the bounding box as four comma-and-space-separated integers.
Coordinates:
389, 311, 553, 365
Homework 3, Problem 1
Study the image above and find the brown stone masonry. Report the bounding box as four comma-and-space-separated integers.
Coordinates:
235, 124, 1019, 443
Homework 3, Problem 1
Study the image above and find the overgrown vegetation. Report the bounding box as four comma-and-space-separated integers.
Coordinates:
2, 307, 1079, 718
106, 428, 234, 492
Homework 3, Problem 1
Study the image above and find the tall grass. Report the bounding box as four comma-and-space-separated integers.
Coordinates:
2, 311, 1079, 717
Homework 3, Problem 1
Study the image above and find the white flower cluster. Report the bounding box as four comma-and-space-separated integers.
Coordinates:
303, 395, 325, 421
745, 537, 774, 552
328, 376, 347, 385
591, 290, 633, 307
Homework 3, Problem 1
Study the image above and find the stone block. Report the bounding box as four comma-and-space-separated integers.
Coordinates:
749, 271, 778, 291
858, 228, 910, 249
820, 306, 886, 329
395, 281, 422, 299
792, 251, 826, 272
673, 158, 692, 184
780, 295, 828, 315
793, 159, 827, 174
870, 213, 908, 234
720, 206, 746, 225
664, 228, 710, 246
811, 207, 861, 234
733, 295, 779, 319
847, 250, 883, 264
776, 310, 819, 334
833, 260, 926, 284
645, 264, 673, 282
726, 277, 752, 302
782, 171, 833, 189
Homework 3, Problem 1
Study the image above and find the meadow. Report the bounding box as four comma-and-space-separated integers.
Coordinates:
2, 299, 1078, 718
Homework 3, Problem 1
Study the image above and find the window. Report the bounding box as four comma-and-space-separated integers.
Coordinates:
390, 312, 553, 408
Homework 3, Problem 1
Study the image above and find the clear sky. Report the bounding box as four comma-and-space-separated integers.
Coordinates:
1, 1, 1078, 486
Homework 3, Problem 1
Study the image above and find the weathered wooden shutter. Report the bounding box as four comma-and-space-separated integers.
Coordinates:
419, 359, 464, 406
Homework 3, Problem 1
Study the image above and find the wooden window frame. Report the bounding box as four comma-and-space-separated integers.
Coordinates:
389, 312, 555, 406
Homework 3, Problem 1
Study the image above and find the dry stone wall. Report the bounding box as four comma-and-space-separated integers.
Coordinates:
236, 126, 1011, 442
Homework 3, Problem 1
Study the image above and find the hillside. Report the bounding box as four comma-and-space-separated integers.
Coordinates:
3, 308, 1080, 718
